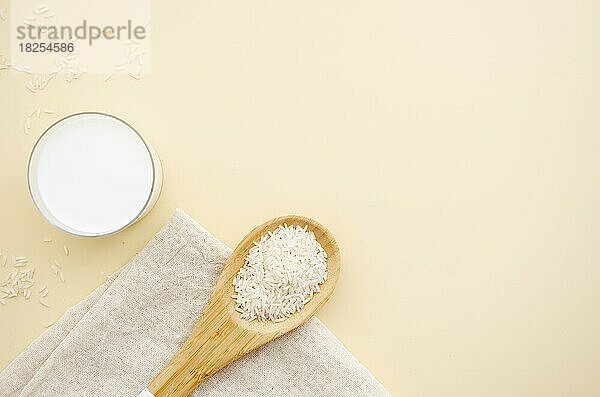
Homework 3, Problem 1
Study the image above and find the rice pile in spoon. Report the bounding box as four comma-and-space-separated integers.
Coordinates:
232, 224, 328, 322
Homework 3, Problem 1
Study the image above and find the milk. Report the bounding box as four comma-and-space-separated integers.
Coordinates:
28, 113, 162, 236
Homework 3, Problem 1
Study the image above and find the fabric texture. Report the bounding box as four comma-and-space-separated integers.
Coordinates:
0, 209, 389, 396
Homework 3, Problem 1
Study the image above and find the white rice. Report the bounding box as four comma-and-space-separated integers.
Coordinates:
232, 224, 327, 322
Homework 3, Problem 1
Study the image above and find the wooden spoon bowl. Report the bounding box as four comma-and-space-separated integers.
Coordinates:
144, 215, 341, 397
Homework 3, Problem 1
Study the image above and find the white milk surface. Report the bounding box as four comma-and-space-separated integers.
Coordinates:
30, 114, 154, 236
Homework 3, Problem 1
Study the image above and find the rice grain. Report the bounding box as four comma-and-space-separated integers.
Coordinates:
232, 224, 327, 322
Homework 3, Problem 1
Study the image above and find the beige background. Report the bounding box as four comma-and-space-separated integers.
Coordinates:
2, 0, 600, 396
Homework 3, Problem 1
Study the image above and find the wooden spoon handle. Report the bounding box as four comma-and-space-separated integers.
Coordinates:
148, 302, 236, 396
146, 295, 272, 397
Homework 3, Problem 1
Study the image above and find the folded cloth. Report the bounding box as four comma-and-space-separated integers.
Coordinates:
0, 210, 389, 396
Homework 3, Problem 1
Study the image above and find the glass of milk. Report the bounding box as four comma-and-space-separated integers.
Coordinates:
27, 112, 163, 237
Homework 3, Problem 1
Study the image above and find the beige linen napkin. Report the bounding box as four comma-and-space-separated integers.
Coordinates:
0, 210, 389, 396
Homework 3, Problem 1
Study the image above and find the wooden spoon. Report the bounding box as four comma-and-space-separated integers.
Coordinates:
138, 215, 341, 397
